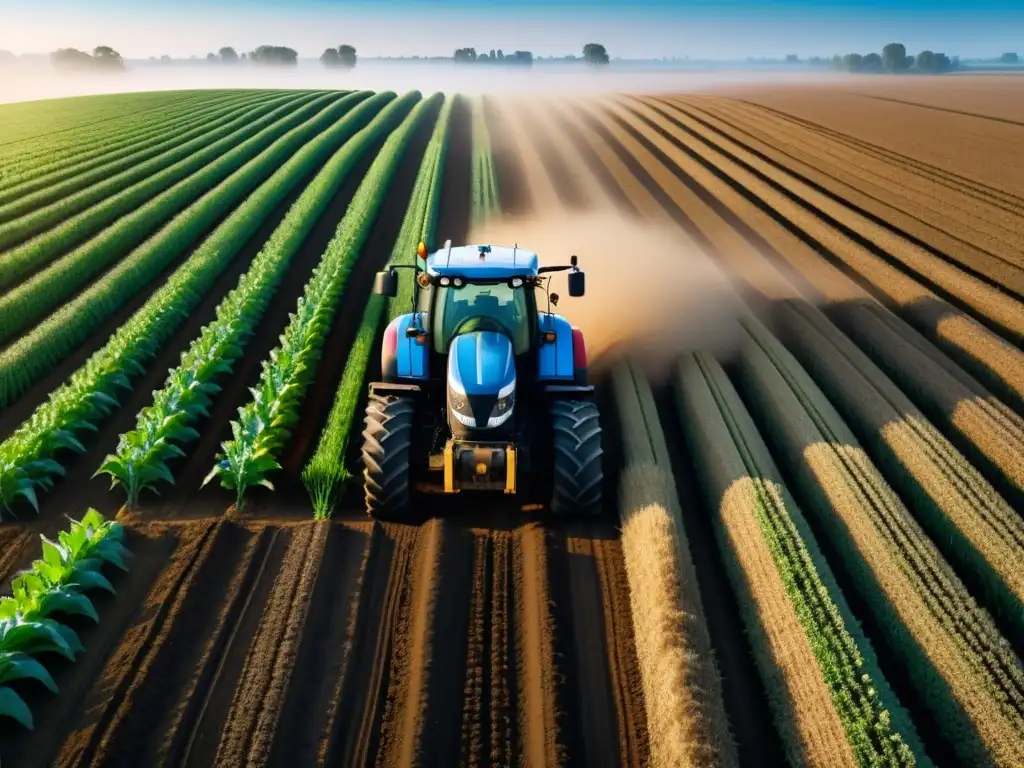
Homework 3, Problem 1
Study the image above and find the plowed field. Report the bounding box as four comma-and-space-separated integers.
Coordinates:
1, 80, 1022, 767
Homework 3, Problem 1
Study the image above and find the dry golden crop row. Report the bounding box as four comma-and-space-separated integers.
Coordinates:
678, 96, 1024, 288
581, 95, 1024, 508
631, 98, 1024, 383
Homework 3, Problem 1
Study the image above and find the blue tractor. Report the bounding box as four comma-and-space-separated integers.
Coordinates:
362, 241, 603, 519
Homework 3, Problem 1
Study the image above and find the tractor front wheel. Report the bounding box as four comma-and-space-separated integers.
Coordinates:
362, 392, 415, 520
550, 400, 603, 515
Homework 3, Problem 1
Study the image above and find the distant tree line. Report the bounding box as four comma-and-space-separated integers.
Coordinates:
829, 42, 958, 73
453, 48, 534, 66
49, 46, 125, 71
321, 45, 357, 68
451, 43, 609, 67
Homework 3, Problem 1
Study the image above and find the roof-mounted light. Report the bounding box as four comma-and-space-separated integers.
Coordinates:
511, 277, 523, 288
439, 276, 451, 286
453, 277, 464, 287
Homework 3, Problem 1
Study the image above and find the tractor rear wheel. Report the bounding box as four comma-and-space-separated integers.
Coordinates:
362, 393, 415, 519
550, 400, 603, 515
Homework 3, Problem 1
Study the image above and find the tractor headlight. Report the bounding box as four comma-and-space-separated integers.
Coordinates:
487, 380, 516, 428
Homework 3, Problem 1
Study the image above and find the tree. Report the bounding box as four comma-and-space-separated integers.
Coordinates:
785, 54, 798, 63
338, 44, 356, 67
160, 54, 172, 64
92, 45, 124, 69
512, 50, 534, 67
882, 42, 912, 71
206, 52, 217, 63
916, 50, 953, 73
840, 53, 863, 72
321, 47, 340, 66
1000, 52, 1019, 63
250, 45, 298, 66
862, 52, 884, 72
583, 43, 609, 65
453, 47, 477, 62
219, 46, 239, 63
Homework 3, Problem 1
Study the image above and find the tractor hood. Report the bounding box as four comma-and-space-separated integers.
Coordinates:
447, 331, 516, 430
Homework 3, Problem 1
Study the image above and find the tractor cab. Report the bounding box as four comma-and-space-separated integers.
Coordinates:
364, 241, 601, 520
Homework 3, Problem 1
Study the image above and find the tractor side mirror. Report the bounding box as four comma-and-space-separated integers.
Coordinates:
550, 293, 559, 307
568, 270, 585, 297
373, 269, 398, 297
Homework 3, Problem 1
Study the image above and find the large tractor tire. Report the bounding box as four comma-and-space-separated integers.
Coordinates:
362, 392, 415, 519
550, 399, 603, 515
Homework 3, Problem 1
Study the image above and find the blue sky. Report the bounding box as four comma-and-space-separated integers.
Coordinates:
1, 0, 1021, 60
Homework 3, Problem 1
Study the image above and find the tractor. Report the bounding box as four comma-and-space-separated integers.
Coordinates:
361, 240, 603, 519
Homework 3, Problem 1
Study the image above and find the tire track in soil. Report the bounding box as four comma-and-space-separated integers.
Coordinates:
210, 522, 326, 766
0, 522, 191, 768
278, 95, 445, 488
266, 521, 375, 766
71, 520, 270, 767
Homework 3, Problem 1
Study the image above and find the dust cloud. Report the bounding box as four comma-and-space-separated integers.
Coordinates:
469, 209, 747, 383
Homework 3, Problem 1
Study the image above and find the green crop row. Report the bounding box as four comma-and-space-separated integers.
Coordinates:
0, 91, 290, 221
0, 93, 252, 189
470, 96, 501, 225
302, 92, 452, 519
735, 314, 1024, 767
0, 90, 219, 161
676, 351, 927, 767
0, 92, 381, 517
0, 91, 325, 294
95, 92, 396, 509
0, 93, 358, 405
0, 91, 274, 204
0, 510, 129, 729
204, 90, 433, 510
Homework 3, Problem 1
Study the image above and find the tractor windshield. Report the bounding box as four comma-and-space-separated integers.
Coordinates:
435, 281, 530, 355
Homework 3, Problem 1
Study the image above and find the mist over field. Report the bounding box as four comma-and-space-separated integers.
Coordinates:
0, 58, 859, 105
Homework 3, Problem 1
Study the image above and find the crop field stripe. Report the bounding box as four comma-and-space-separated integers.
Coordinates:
302, 92, 452, 518
0, 91, 292, 223
0, 91, 325, 296
93, 91, 394, 509
0, 92, 256, 185
688, 97, 1024, 283
0, 90, 220, 154
598, 93, 1024, 501
733, 98, 1024, 213
616, 97, 1024, 411
768, 298, 1024, 643
734, 315, 1024, 766
470, 96, 501, 223
611, 362, 737, 767
0, 92, 340, 359
204, 91, 430, 507
652, 96, 1024, 333
0, 90, 386, 515
0, 91, 280, 207
676, 351, 928, 766
587, 96, 1024, 505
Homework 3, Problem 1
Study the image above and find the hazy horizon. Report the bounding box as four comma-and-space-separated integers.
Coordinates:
2, 0, 1022, 61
